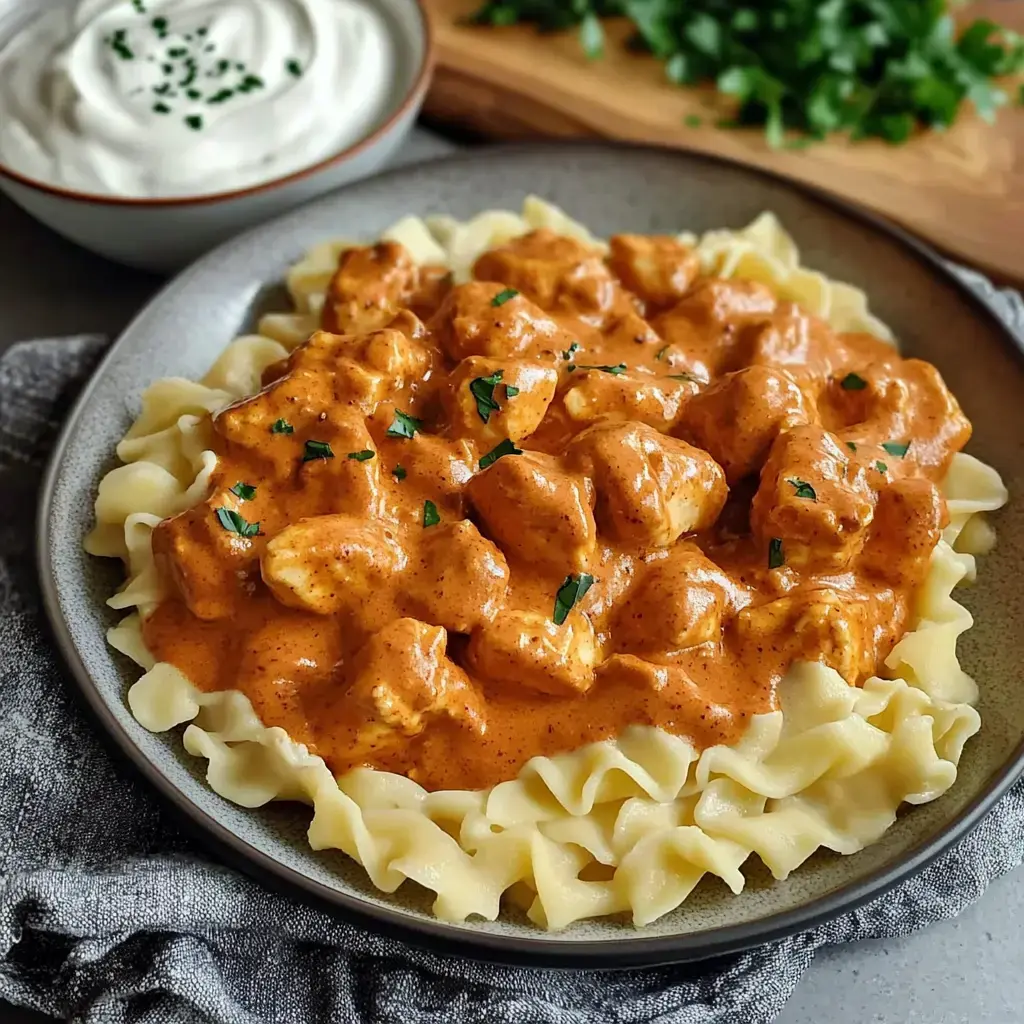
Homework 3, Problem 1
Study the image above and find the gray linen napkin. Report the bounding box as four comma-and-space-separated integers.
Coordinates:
1, 264, 1023, 1024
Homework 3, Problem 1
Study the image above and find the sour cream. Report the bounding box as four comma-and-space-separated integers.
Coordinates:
0, 0, 397, 197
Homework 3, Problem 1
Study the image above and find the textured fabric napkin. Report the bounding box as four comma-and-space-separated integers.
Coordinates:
2, 264, 1023, 1024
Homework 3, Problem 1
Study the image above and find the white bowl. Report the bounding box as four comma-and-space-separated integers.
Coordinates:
0, 0, 434, 273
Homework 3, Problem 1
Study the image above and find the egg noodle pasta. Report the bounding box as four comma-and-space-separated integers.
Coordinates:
86, 200, 1008, 930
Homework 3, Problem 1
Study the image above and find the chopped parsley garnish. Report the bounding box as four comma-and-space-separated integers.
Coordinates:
238, 73, 265, 93
392, 464, 407, 481
470, 370, 506, 423
270, 418, 293, 434
572, 363, 627, 375
875, 460, 889, 474
562, 341, 580, 361
215, 507, 259, 538
840, 372, 868, 391
184, 114, 204, 131
422, 500, 441, 528
787, 478, 817, 501
386, 410, 423, 439
668, 372, 700, 383
108, 29, 134, 61
553, 572, 595, 626
490, 288, 519, 307
347, 449, 375, 462
768, 537, 785, 570
151, 16, 168, 37
230, 482, 256, 501
479, 438, 523, 470
286, 58, 303, 77
505, 385, 521, 397
208, 89, 234, 104
881, 440, 911, 458
302, 439, 334, 462
846, 441, 858, 452
684, 114, 703, 128
655, 345, 669, 360
470, 1, 1024, 146
153, 102, 170, 114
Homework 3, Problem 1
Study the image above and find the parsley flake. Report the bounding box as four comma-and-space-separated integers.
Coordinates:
840, 372, 868, 391
347, 449, 375, 462
184, 114, 204, 131
846, 441, 858, 452
230, 482, 256, 501
392, 464, 407, 481
881, 440, 911, 458
302, 439, 334, 462
553, 573, 595, 626
787, 478, 817, 501
479, 438, 523, 470
270, 418, 293, 434
655, 345, 669, 360
215, 507, 259, 538
422, 500, 441, 528
490, 288, 519, 307
572, 363, 627, 375
875, 460, 888, 474
286, 58, 303, 77
562, 341, 580, 361
470, 370, 505, 423
768, 537, 785, 570
386, 410, 423, 439
668, 372, 700, 383
505, 384, 520, 397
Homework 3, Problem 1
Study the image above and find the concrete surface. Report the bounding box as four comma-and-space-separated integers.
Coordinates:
2, 127, 1020, 1024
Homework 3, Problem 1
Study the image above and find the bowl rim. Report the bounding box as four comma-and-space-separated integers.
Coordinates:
0, 0, 435, 208
36, 139, 1024, 969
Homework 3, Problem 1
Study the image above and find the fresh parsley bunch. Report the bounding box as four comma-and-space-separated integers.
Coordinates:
470, 0, 1024, 145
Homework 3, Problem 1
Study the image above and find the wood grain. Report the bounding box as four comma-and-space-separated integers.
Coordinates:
424, 0, 1024, 283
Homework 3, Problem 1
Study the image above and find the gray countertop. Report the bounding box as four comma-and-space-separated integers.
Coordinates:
2, 128, 1021, 1024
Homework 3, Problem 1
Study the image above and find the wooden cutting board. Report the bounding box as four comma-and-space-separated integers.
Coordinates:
424, 0, 1024, 284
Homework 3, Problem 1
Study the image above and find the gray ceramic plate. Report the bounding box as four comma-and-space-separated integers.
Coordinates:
38, 143, 1024, 967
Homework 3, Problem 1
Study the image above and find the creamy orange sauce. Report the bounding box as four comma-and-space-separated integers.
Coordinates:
143, 229, 971, 791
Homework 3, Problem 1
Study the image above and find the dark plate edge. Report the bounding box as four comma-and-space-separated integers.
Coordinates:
35, 139, 1024, 969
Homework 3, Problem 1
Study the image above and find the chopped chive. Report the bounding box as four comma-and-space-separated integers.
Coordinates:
270, 418, 293, 434
768, 537, 785, 569
230, 482, 256, 501
478, 438, 523, 470
571, 363, 627, 375
553, 572, 595, 625
422, 500, 441, 528
490, 288, 519, 307
215, 507, 259, 538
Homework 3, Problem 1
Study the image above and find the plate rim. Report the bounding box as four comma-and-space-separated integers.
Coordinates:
36, 139, 1024, 968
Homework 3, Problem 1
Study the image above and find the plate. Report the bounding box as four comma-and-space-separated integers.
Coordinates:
37, 143, 1024, 967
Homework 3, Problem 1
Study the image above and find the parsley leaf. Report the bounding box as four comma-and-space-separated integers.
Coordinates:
787, 478, 817, 501
386, 410, 424, 439
668, 372, 700, 383
470, 370, 505, 423
562, 341, 580, 361
875, 460, 888, 473
553, 572, 595, 625
478, 438, 523, 470
768, 537, 785, 570
215, 507, 259, 538
230, 482, 256, 501
347, 449, 375, 462
572, 363, 627, 375
882, 440, 911, 458
302, 440, 334, 462
422, 500, 441, 528
846, 441, 858, 452
490, 287, 519, 307
840, 372, 868, 391
655, 345, 669, 360
270, 418, 293, 434
393, 464, 407, 481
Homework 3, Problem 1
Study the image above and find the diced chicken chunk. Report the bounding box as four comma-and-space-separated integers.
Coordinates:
467, 450, 597, 573
669, 277, 778, 325
443, 356, 557, 444
261, 515, 405, 618
677, 365, 812, 483
403, 520, 510, 633
860, 477, 945, 586
296, 414, 383, 520
468, 608, 598, 696
751, 425, 875, 572
348, 618, 485, 738
473, 229, 621, 316
377, 431, 476, 521
566, 422, 727, 547
321, 242, 419, 334
607, 234, 701, 309
615, 545, 737, 653
563, 368, 698, 432
429, 281, 576, 363
735, 302, 839, 385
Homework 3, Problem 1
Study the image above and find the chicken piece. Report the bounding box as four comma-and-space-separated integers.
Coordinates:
408, 264, 454, 320
599, 308, 663, 349
348, 618, 485, 739
321, 242, 419, 334
429, 281, 576, 363
403, 520, 510, 633
607, 234, 701, 309
151, 505, 256, 621
735, 302, 840, 386
261, 514, 405, 619
378, 432, 476, 521
860, 477, 945, 587
295, 414, 383, 520
676, 366, 812, 483
563, 368, 698, 433
566, 422, 727, 547
671, 277, 778, 325
615, 545, 739, 653
443, 356, 558, 444
468, 608, 598, 696
733, 587, 892, 685
473, 229, 621, 317
751, 425, 876, 572
467, 450, 597, 573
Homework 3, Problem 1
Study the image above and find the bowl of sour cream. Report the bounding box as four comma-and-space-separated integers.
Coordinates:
0, 0, 433, 271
